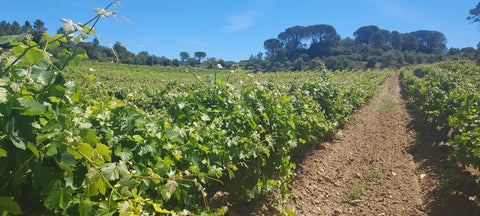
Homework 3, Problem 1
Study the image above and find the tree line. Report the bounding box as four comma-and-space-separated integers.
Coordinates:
1, 19, 477, 71
242, 24, 477, 71
0, 19, 225, 69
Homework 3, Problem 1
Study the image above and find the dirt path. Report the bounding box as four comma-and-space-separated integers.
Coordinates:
229, 73, 480, 215
281, 73, 480, 216
284, 73, 426, 215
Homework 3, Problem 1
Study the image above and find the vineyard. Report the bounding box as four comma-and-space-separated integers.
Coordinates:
0, 27, 392, 215
401, 60, 480, 171
2, 2, 480, 215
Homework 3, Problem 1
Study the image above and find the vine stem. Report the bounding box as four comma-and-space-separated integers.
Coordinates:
2, 143, 52, 190
4, 0, 122, 73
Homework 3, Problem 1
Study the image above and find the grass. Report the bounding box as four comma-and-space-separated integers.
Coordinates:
342, 171, 382, 203
378, 98, 395, 113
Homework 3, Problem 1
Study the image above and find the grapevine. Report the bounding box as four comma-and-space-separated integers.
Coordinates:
0, 2, 392, 215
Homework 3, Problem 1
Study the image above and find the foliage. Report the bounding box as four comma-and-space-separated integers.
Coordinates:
0, 29, 391, 215
401, 60, 480, 171
0, 2, 393, 215
257, 24, 454, 71
194, 51, 207, 63
467, 2, 480, 23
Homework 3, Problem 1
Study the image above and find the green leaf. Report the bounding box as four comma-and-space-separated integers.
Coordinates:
285, 207, 295, 216
118, 201, 133, 215
49, 96, 61, 103
60, 152, 77, 168
85, 167, 107, 196
70, 142, 93, 160
39, 32, 53, 44
0, 34, 24, 45
152, 203, 174, 214
92, 144, 111, 165
12, 46, 24, 56
0, 148, 6, 158
162, 180, 178, 200
0, 196, 22, 215
70, 92, 81, 102
96, 200, 117, 216
47, 40, 60, 51
131, 135, 144, 142
79, 196, 93, 216
57, 152, 76, 178
17, 97, 46, 116
24, 47, 45, 64
44, 181, 73, 210
117, 176, 139, 196
118, 176, 139, 189
95, 144, 111, 162
9, 118, 26, 150
100, 163, 118, 181
0, 87, 7, 103
114, 146, 133, 161
27, 142, 39, 158
55, 34, 67, 43
81, 129, 97, 145
30, 61, 53, 86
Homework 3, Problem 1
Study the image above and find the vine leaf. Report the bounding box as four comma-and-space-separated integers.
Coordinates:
44, 181, 73, 210
93, 143, 112, 164
0, 148, 7, 158
85, 167, 107, 196
8, 118, 26, 150
0, 196, 22, 215
0, 34, 26, 45
0, 87, 7, 103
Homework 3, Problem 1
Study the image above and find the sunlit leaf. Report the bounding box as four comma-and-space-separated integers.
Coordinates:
0, 87, 7, 103
24, 47, 45, 64
85, 167, 107, 196
0, 196, 22, 215
0, 148, 7, 158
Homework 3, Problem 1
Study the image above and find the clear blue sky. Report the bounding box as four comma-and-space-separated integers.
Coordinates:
2, 0, 480, 61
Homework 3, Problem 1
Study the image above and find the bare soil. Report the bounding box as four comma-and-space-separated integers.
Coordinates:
228, 73, 480, 215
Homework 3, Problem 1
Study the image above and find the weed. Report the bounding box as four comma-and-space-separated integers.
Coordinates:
342, 182, 369, 202
364, 171, 382, 180
378, 98, 395, 113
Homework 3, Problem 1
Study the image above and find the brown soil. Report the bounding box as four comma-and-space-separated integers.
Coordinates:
228, 73, 480, 215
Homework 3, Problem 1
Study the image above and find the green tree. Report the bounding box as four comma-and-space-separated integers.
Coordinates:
10, 21, 22, 35
370, 30, 387, 49
22, 21, 32, 33
0, 21, 11, 36
354, 25, 379, 45
194, 51, 206, 63
292, 58, 304, 71
307, 24, 339, 58
138, 51, 149, 56
93, 37, 99, 46
306, 24, 338, 45
409, 30, 446, 54
467, 2, 480, 23
113, 42, 135, 63
278, 25, 308, 51
390, 31, 403, 50
179, 51, 189, 62
263, 38, 283, 62
401, 33, 418, 51
33, 19, 47, 31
